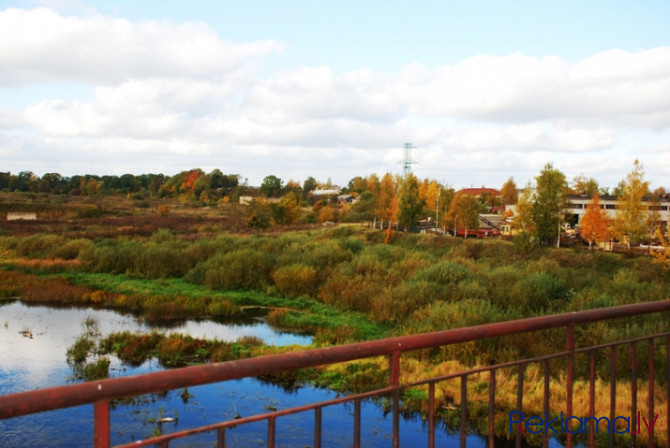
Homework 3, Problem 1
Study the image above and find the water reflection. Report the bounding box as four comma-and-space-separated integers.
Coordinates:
0, 301, 484, 448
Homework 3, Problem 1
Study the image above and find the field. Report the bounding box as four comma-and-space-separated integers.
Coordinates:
1, 192, 668, 445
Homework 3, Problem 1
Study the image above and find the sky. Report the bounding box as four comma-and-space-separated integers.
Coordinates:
1, 1, 670, 190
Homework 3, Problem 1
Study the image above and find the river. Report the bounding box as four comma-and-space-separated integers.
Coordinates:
0, 300, 487, 447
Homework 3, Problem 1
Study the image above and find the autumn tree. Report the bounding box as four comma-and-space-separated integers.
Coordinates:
501, 177, 518, 206
532, 163, 570, 246
446, 192, 480, 237
572, 174, 600, 197
375, 173, 397, 228
396, 173, 424, 230
579, 193, 610, 249
613, 159, 649, 249
514, 184, 536, 235
646, 197, 662, 245
274, 191, 301, 224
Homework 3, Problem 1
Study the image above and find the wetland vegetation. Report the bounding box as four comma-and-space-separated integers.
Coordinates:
1, 191, 668, 446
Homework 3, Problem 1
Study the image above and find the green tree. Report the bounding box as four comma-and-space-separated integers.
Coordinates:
531, 163, 570, 247
396, 174, 424, 230
303, 176, 318, 195
259, 175, 283, 198
613, 159, 649, 249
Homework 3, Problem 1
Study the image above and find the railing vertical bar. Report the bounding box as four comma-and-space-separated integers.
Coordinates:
543, 359, 550, 448
267, 416, 275, 448
93, 400, 110, 448
515, 364, 525, 448
488, 369, 496, 448
429, 382, 435, 448
354, 399, 361, 448
589, 350, 595, 448
390, 351, 400, 448
631, 342, 637, 448
314, 406, 322, 448
392, 389, 400, 448
565, 323, 574, 448
460, 375, 467, 448
609, 346, 616, 448
216, 428, 226, 448
648, 338, 655, 448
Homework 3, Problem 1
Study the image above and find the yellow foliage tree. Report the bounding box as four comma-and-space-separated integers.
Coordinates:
579, 193, 610, 249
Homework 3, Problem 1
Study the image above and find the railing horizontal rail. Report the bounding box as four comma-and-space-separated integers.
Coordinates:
1, 299, 670, 448
3, 299, 669, 420
118, 330, 670, 448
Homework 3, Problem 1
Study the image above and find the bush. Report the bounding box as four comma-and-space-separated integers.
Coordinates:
80, 239, 141, 274
410, 260, 476, 286
512, 272, 569, 312
273, 263, 318, 297
16, 234, 66, 258
54, 238, 93, 260
202, 248, 276, 290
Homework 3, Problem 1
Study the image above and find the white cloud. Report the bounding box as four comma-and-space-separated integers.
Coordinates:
1, 6, 669, 189
0, 8, 283, 86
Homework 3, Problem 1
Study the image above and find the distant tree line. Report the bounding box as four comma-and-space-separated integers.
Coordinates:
0, 169, 241, 203
3, 163, 669, 246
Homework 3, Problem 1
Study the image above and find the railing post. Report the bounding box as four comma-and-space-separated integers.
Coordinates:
354, 399, 361, 448
515, 363, 525, 448
429, 382, 436, 448
314, 406, 321, 448
631, 342, 637, 448
390, 351, 401, 448
460, 375, 467, 448
648, 339, 655, 448
94, 400, 110, 448
543, 359, 550, 448
565, 323, 574, 448
267, 416, 275, 448
589, 350, 595, 448
488, 370, 496, 448
217, 428, 226, 448
609, 346, 616, 448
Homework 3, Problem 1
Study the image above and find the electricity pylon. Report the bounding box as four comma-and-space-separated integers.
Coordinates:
398, 142, 418, 178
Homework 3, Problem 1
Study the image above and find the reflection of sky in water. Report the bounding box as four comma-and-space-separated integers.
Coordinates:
0, 301, 490, 448
0, 301, 310, 391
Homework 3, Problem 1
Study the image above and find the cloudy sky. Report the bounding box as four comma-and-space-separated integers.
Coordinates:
1, 1, 669, 190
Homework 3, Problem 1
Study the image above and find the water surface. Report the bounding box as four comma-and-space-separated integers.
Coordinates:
0, 301, 483, 447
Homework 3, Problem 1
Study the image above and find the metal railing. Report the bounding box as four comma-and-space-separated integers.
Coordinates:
1, 300, 670, 447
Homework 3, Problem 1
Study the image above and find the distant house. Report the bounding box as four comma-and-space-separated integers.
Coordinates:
239, 196, 254, 205
310, 188, 341, 197
337, 194, 356, 204
7, 212, 37, 221
239, 195, 281, 205
458, 187, 501, 197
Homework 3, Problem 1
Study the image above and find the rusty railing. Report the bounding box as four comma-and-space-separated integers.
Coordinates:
1, 300, 670, 447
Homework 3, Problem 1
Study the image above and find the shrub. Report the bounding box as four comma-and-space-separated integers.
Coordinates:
54, 238, 93, 260
512, 272, 569, 312
80, 239, 141, 274
203, 248, 275, 290
272, 263, 318, 297
16, 234, 66, 259
410, 260, 475, 286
